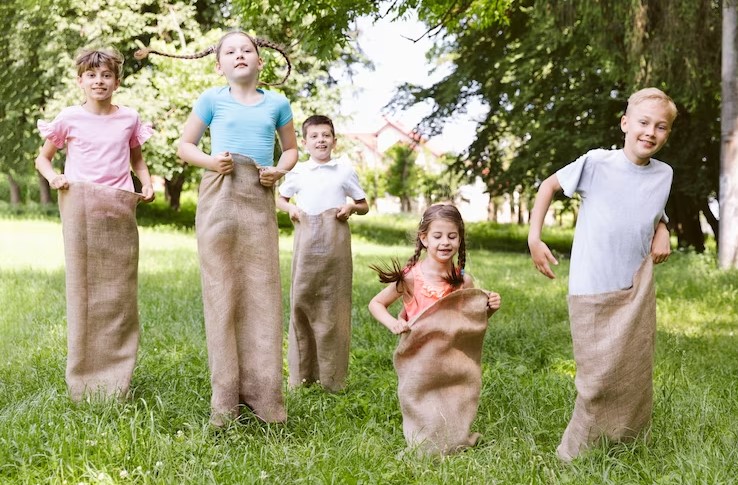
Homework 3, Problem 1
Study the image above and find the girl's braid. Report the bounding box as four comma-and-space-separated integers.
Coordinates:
134, 36, 291, 86
252, 37, 292, 86
454, 236, 467, 285
134, 46, 215, 60
404, 236, 424, 272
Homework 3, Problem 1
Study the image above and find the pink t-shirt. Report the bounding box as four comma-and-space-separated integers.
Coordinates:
38, 105, 153, 192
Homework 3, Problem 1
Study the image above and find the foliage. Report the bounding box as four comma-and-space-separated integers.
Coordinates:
392, 0, 722, 251
2, 217, 738, 483
384, 143, 419, 211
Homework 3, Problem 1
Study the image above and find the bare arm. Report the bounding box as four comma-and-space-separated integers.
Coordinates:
176, 113, 233, 174
368, 283, 410, 334
259, 120, 298, 187
461, 273, 500, 317
336, 198, 369, 221
527, 174, 562, 279
130, 145, 154, 202
650, 221, 671, 264
276, 194, 301, 222
35, 140, 68, 189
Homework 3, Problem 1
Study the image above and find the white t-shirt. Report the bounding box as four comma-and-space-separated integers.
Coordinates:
278, 156, 367, 215
556, 148, 672, 295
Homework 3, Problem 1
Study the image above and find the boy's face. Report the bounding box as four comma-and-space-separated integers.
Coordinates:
77, 65, 120, 103
303, 124, 336, 162
621, 99, 674, 165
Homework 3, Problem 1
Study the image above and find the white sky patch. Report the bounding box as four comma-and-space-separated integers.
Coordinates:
336, 14, 485, 154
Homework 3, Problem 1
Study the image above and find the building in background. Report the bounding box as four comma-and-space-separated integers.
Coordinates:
340, 116, 491, 222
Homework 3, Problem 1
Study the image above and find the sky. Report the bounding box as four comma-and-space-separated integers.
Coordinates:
335, 14, 486, 154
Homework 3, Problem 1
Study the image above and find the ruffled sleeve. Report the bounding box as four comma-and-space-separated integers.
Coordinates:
130, 119, 154, 148
37, 119, 66, 148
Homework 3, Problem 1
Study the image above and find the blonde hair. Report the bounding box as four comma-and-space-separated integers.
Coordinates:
626, 87, 678, 121
75, 48, 124, 80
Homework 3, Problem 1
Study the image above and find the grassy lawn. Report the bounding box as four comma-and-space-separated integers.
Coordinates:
1, 215, 737, 484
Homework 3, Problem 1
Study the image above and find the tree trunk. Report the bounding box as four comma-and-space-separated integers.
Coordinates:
488, 197, 497, 222
720, 0, 738, 268
164, 173, 186, 211
7, 173, 21, 205
38, 172, 52, 205
670, 191, 706, 253
702, 199, 719, 243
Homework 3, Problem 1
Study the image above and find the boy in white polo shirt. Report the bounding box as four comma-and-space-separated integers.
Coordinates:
277, 115, 368, 392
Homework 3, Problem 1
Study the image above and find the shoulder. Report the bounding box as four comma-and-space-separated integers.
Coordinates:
262, 89, 290, 106
648, 157, 673, 175
462, 273, 475, 289
52, 105, 83, 120
583, 148, 617, 164
286, 160, 309, 175
199, 86, 229, 101
115, 105, 141, 119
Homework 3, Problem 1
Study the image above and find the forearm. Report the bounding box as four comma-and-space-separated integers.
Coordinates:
528, 176, 559, 243
177, 142, 214, 170
275, 196, 293, 213
274, 148, 298, 174
131, 160, 152, 187
368, 300, 401, 331
35, 155, 59, 183
351, 199, 369, 216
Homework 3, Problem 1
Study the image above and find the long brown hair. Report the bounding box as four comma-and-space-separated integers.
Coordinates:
134, 30, 292, 86
369, 204, 467, 291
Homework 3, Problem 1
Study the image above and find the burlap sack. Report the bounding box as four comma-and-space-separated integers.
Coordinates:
393, 288, 489, 456
195, 154, 286, 423
558, 257, 656, 461
59, 182, 141, 401
287, 209, 352, 392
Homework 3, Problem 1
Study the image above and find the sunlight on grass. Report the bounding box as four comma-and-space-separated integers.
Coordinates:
2, 216, 738, 483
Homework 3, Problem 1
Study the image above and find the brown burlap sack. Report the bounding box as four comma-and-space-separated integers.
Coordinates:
287, 209, 352, 392
195, 154, 286, 423
59, 182, 141, 401
558, 257, 656, 461
393, 288, 489, 456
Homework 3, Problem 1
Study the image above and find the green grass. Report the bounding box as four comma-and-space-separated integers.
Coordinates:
1, 217, 738, 484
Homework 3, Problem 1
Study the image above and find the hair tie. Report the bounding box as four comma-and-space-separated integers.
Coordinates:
133, 48, 150, 60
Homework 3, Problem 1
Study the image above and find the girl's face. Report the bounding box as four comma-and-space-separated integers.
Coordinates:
77, 65, 119, 104
215, 34, 263, 83
420, 218, 461, 266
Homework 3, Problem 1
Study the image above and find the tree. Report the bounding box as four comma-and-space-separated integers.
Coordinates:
721, 0, 738, 269
385, 143, 419, 212
393, 0, 722, 251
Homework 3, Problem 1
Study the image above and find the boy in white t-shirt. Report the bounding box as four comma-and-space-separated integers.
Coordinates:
277, 115, 368, 392
527, 88, 677, 461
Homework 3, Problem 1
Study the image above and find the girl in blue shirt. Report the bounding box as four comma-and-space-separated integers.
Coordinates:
138, 31, 297, 426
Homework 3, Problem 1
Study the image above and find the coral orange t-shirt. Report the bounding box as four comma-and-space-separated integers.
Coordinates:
402, 265, 456, 322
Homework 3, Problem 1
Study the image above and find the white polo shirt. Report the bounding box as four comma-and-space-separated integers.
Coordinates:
278, 156, 367, 215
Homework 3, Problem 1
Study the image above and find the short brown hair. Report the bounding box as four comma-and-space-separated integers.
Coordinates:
75, 48, 124, 80
302, 115, 335, 138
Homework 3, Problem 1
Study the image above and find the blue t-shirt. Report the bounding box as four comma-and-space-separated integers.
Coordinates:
193, 86, 293, 166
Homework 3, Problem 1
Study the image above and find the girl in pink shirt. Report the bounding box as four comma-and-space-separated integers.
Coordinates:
33, 47, 154, 401
35, 48, 154, 198
368, 204, 501, 333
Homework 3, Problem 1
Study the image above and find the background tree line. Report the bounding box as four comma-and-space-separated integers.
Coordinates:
0, 0, 732, 256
